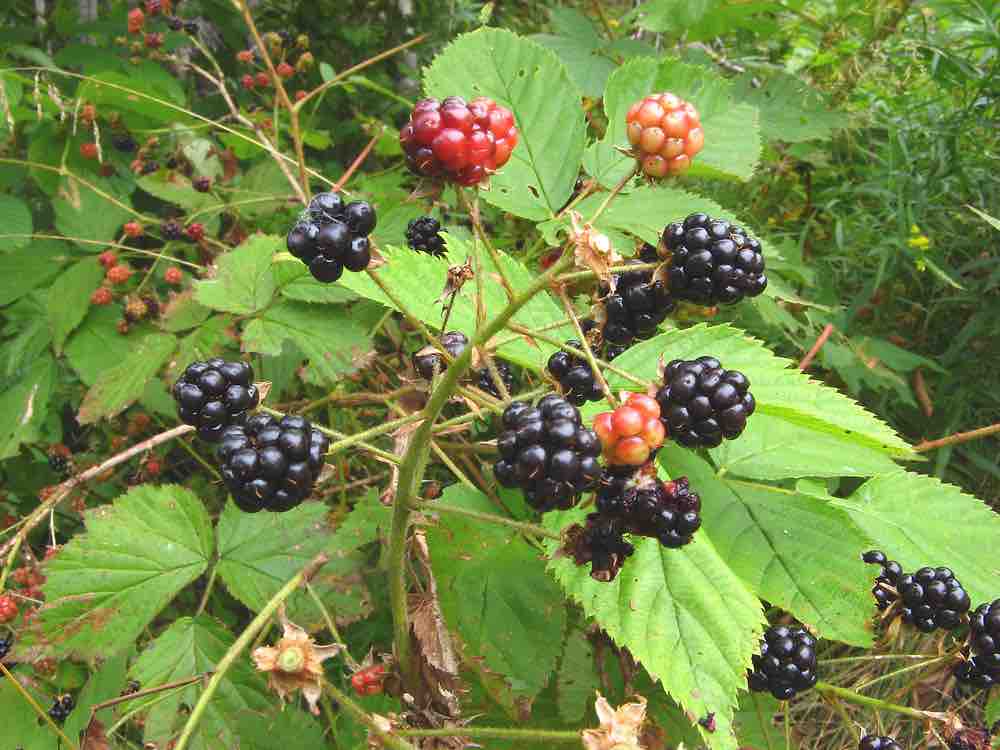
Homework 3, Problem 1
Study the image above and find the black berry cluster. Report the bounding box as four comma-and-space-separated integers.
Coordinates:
862, 550, 903, 610
596, 472, 702, 549
493, 395, 602, 512
662, 213, 766, 305
475, 361, 514, 399
546, 341, 604, 406
747, 625, 818, 700
173, 359, 260, 441
567, 514, 635, 582
859, 736, 902, 750
112, 134, 137, 152
0, 634, 11, 660
955, 599, 1000, 690
656, 357, 755, 448
413, 331, 468, 381
286, 191, 376, 283
598, 259, 675, 353
896, 566, 971, 632
405, 216, 446, 257
217, 414, 329, 513
162, 220, 183, 241
48, 694, 75, 724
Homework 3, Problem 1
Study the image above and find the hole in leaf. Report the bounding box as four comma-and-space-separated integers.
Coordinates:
528, 185, 539, 198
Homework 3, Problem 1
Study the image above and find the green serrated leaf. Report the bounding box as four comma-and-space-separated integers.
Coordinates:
136, 174, 215, 212
39, 485, 213, 657
217, 501, 371, 630
331, 490, 391, 549
532, 9, 616, 98
0, 355, 56, 460
47, 258, 105, 353
0, 194, 32, 250
733, 71, 849, 143
664, 446, 874, 645
160, 291, 214, 332
62, 650, 132, 741
169, 315, 232, 380
53, 181, 132, 247
427, 486, 566, 701
987, 693, 1000, 729
634, 0, 778, 41
556, 627, 600, 723
130, 615, 272, 750
64, 305, 132, 384
543, 508, 763, 750
0, 241, 66, 305
275, 263, 359, 304
195, 234, 278, 314
734, 691, 789, 749
423, 28, 586, 220
833, 471, 1000, 606
604, 324, 913, 462
77, 332, 176, 424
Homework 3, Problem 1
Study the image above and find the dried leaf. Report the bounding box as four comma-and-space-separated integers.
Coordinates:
582, 692, 648, 750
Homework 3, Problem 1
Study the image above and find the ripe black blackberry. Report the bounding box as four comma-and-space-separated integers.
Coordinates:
112, 134, 137, 153
567, 513, 635, 582
662, 212, 767, 305
286, 191, 376, 283
896, 566, 971, 632
859, 736, 902, 750
166, 15, 184, 31
413, 331, 468, 381
954, 598, 1000, 690
48, 694, 74, 724
862, 550, 903, 610
475, 361, 514, 399
596, 472, 702, 549
598, 259, 675, 351
217, 414, 329, 513
0, 634, 11, 660
172, 359, 260, 441
747, 625, 818, 700
142, 161, 160, 175
546, 341, 604, 406
405, 216, 446, 257
161, 220, 183, 241
47, 451, 69, 475
656, 356, 755, 447
493, 395, 602, 512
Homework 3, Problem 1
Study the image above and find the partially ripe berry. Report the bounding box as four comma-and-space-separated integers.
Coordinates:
0, 593, 18, 623
294, 89, 307, 102
107, 264, 133, 285
145, 0, 163, 15
123, 221, 143, 238
186, 223, 205, 242
99, 250, 117, 268
80, 142, 99, 160
144, 32, 163, 49
165, 267, 183, 285
626, 92, 704, 178
255, 72, 270, 88
611, 407, 644, 438
276, 62, 294, 79
241, 74, 255, 91
193, 176, 212, 193
237, 49, 254, 64
127, 8, 145, 33
90, 287, 113, 306
595, 392, 665, 467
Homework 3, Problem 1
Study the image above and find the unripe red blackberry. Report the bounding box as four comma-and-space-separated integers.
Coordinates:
164, 267, 183, 285
172, 359, 260, 441
493, 395, 602, 512
0, 594, 17, 623
593, 393, 665, 467
255, 72, 270, 88
186, 223, 205, 242
405, 216, 446, 257
90, 287, 113, 306
399, 96, 519, 186
80, 142, 99, 160
546, 341, 604, 406
286, 192, 376, 282
656, 357, 755, 447
127, 8, 145, 33
626, 92, 704, 178
662, 213, 767, 305
217, 414, 329, 513
747, 625, 818, 700
413, 331, 468, 380
859, 736, 903, 750
123, 221, 143, 238
107, 264, 133, 285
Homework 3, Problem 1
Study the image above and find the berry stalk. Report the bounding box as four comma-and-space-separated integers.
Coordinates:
397, 726, 581, 742
813, 680, 948, 721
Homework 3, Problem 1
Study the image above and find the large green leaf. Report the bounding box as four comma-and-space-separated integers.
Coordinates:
130, 616, 272, 750
0, 194, 32, 250
532, 8, 617, 98
664, 446, 874, 645
53, 180, 132, 246
337, 235, 565, 370
195, 234, 278, 315
427, 487, 567, 701
136, 174, 215, 212
733, 72, 849, 143
216, 500, 372, 630
734, 692, 789, 749
64, 305, 131, 384
0, 241, 66, 305
423, 28, 586, 221
47, 258, 105, 353
77, 331, 177, 424
833, 471, 1000, 606
585, 57, 761, 186
0, 355, 56, 460
633, 0, 779, 41
544, 509, 764, 750
603, 324, 913, 471
556, 627, 600, 723
38, 485, 213, 657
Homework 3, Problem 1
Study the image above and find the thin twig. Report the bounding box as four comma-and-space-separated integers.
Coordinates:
914, 422, 1000, 452
334, 127, 383, 192
799, 323, 835, 370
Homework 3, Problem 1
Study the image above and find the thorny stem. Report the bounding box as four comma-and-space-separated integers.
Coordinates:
813, 681, 949, 721
334, 128, 383, 192
0, 233, 205, 269
0, 663, 80, 750
397, 726, 581, 742
555, 260, 660, 284
173, 554, 330, 750
321, 680, 417, 750
413, 500, 561, 540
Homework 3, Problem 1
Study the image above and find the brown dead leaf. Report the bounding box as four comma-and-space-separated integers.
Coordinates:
80, 718, 110, 750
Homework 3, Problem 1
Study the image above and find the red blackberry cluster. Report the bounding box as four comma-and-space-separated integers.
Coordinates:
405, 216, 446, 257
399, 96, 519, 186
286, 191, 376, 282
625, 92, 704, 178
594, 393, 666, 468
860, 736, 903, 750
896, 566, 971, 632
493, 395, 602, 512
862, 550, 903, 610
413, 331, 468, 381
173, 359, 260, 441
661, 213, 767, 305
598, 259, 675, 353
747, 625, 818, 700
475, 361, 514, 399
217, 414, 329, 513
595, 471, 702, 549
546, 341, 604, 405
955, 599, 1000, 690
48, 694, 75, 724
656, 357, 755, 447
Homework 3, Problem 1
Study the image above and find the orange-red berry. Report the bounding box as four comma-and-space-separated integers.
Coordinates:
127, 8, 145, 33
0, 594, 18, 623
185, 223, 204, 242
626, 92, 703, 178
80, 142, 99, 160
294, 89, 307, 102
595, 392, 665, 467
144, 32, 163, 49
276, 62, 294, 79
80, 104, 97, 124
254, 72, 270, 88
237, 50, 254, 64
123, 221, 143, 238
91, 287, 113, 306
99, 250, 117, 268
164, 267, 183, 285
241, 74, 255, 91
107, 264, 133, 285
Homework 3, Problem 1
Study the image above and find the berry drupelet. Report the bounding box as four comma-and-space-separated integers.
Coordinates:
896, 566, 971, 632
217, 414, 329, 513
546, 341, 604, 406
413, 331, 468, 381
405, 216, 446, 257
172, 359, 260, 441
662, 213, 767, 305
286, 191, 377, 283
656, 357, 755, 448
747, 625, 818, 700
954, 598, 1000, 690
626, 92, 704, 178
493, 395, 602, 512
862, 550, 903, 611
400, 96, 519, 186
0, 633, 11, 660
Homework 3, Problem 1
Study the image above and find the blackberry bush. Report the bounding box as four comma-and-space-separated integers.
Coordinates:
493, 395, 602, 512
405, 216, 446, 256
747, 625, 819, 700
546, 341, 604, 405
655, 357, 755, 447
286, 191, 376, 282
173, 359, 260, 441
217, 414, 329, 513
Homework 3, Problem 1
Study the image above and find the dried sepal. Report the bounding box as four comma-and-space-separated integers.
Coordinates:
569, 211, 622, 290
582, 692, 648, 750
